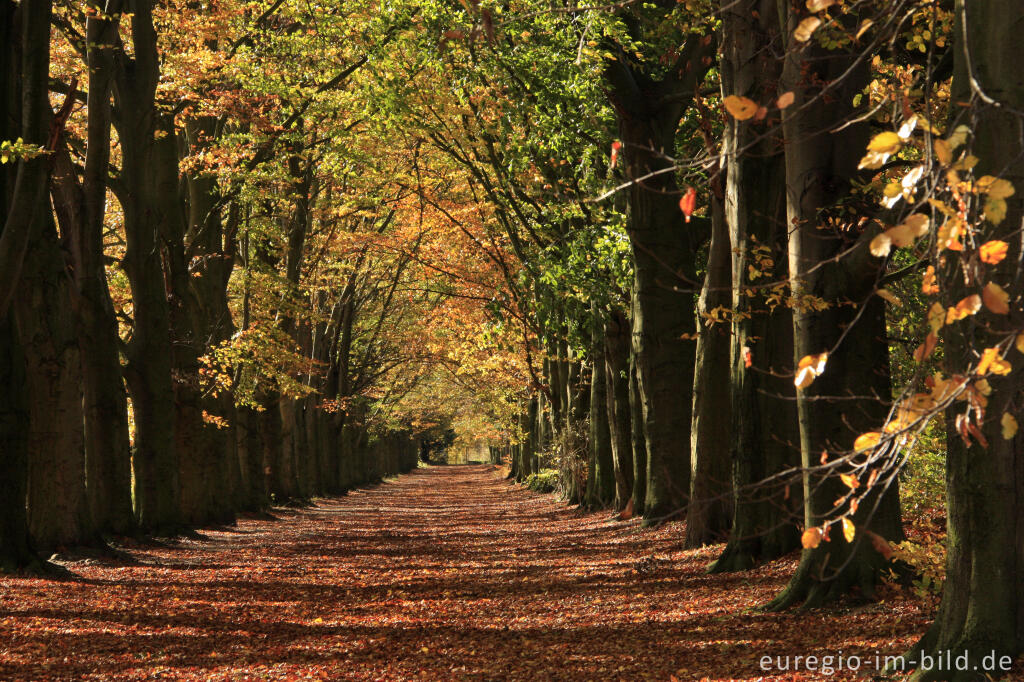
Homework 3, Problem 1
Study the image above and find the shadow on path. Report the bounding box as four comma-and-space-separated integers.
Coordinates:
0, 465, 928, 680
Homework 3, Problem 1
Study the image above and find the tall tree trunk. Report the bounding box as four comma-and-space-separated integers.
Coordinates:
604, 308, 633, 510
605, 34, 713, 523
0, 0, 54, 570
686, 192, 733, 547
766, 5, 902, 610
586, 312, 615, 509
75, 5, 135, 535
114, 0, 180, 533
17, 212, 93, 553
907, 3, 1024, 677
628, 342, 647, 516
709, 0, 801, 572
0, 315, 34, 570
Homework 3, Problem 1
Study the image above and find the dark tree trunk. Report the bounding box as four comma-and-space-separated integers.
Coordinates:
686, 192, 733, 547
628, 342, 647, 516
766, 5, 902, 610
0, 0, 54, 570
17, 212, 93, 553
604, 308, 634, 510
709, 0, 801, 573
605, 34, 713, 523
907, 2, 1024, 677
113, 0, 180, 533
76, 9, 136, 534
235, 404, 267, 511
586, 312, 615, 509
0, 315, 35, 570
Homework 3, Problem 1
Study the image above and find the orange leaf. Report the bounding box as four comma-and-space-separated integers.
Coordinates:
723, 95, 758, 121
946, 294, 981, 323
795, 352, 828, 389
979, 240, 1008, 265
865, 529, 894, 560
922, 265, 939, 295
977, 347, 1012, 376
983, 282, 1010, 314
609, 141, 621, 169
801, 527, 823, 549
914, 332, 938, 362
794, 16, 821, 42
1002, 413, 1019, 440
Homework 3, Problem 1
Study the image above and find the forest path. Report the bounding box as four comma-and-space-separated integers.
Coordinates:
0, 465, 926, 680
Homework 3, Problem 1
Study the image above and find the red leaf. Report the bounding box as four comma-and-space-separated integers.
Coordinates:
609, 141, 621, 170
680, 187, 697, 223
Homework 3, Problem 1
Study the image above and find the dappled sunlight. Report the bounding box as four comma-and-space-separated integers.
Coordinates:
0, 466, 928, 680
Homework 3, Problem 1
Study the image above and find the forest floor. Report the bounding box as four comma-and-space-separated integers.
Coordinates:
0, 465, 932, 680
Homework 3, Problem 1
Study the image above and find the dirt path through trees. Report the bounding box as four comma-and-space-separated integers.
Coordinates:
0, 466, 928, 680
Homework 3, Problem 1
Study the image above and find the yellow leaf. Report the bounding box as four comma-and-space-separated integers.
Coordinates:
928, 302, 946, 332
794, 352, 828, 389
945, 294, 981, 323
842, 517, 856, 543
933, 138, 952, 165
794, 16, 822, 42
723, 95, 759, 121
1002, 413, 1018, 440
953, 155, 979, 171
978, 347, 1012, 376
860, 130, 909, 168
982, 282, 1010, 314
806, 0, 835, 10
903, 213, 930, 237
801, 527, 823, 549
313, 617, 324, 624
869, 232, 892, 257
853, 432, 881, 452
886, 223, 917, 248
985, 196, 1008, 224
976, 175, 1015, 199
979, 240, 1009, 265
876, 289, 901, 306
776, 91, 795, 109
855, 19, 873, 40
867, 131, 902, 154
1016, 333, 1024, 354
